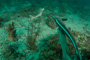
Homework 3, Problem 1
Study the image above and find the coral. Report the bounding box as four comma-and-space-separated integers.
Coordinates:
81, 49, 90, 60
38, 34, 62, 60
45, 14, 56, 29
83, 24, 88, 32
2, 43, 26, 60
26, 23, 40, 50
26, 36, 38, 50
29, 8, 44, 20
7, 22, 17, 41
71, 30, 78, 37
87, 36, 90, 41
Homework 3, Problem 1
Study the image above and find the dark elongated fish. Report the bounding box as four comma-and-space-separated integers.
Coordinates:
53, 16, 82, 60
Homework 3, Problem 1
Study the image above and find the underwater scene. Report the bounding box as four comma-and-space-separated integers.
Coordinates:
0, 0, 90, 60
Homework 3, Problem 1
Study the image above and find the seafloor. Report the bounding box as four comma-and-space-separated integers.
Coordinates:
0, 0, 90, 60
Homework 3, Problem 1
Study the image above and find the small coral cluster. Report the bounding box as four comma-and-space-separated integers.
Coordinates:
7, 22, 17, 41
